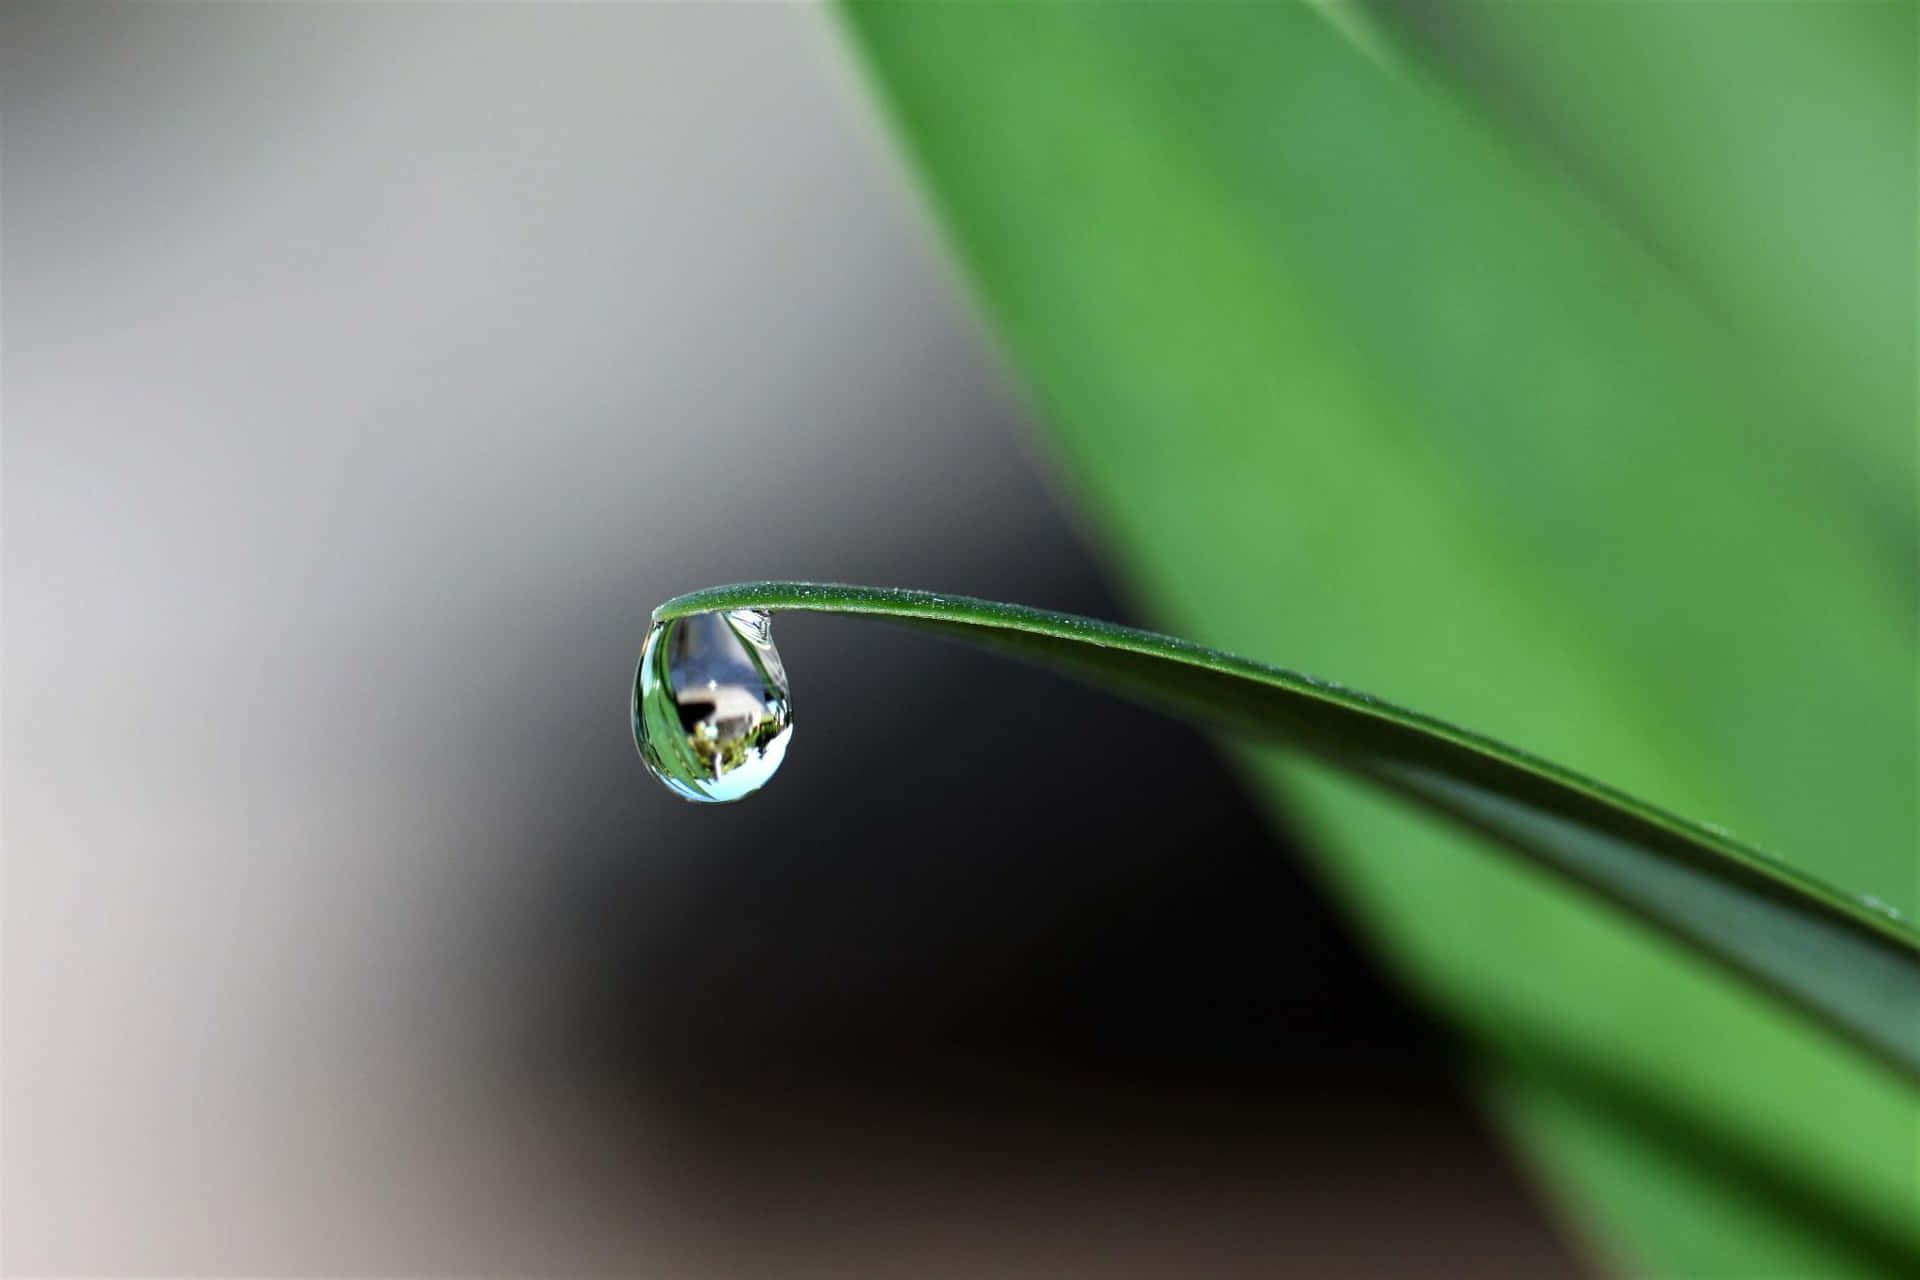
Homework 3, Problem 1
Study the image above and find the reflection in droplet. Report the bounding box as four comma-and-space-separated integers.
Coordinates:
633, 609, 793, 803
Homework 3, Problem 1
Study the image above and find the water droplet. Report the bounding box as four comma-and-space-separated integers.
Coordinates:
633, 608, 793, 803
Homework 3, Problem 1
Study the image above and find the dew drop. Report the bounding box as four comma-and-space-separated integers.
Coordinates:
633, 608, 793, 803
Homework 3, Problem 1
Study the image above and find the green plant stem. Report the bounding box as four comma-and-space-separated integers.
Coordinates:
655, 581, 1920, 1087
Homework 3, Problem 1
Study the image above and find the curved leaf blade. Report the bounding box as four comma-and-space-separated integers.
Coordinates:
654, 582, 1920, 1084
833, 3, 1914, 1270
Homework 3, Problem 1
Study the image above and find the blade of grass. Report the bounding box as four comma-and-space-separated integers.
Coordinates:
836, 3, 1915, 1271
654, 581, 1920, 1086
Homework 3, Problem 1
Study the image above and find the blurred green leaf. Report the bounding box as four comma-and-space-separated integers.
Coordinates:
1366, 0, 1915, 577
838, 1, 1916, 1273
658, 581, 1920, 1089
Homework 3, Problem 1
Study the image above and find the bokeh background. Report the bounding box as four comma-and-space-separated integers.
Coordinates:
0, 2, 1590, 1274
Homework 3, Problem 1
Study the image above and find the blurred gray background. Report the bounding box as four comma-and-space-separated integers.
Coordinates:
3, 4, 1572, 1274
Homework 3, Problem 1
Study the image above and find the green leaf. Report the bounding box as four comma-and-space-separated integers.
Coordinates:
1363, 0, 1915, 570
836, 1, 1916, 1273
657, 581, 1920, 1089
